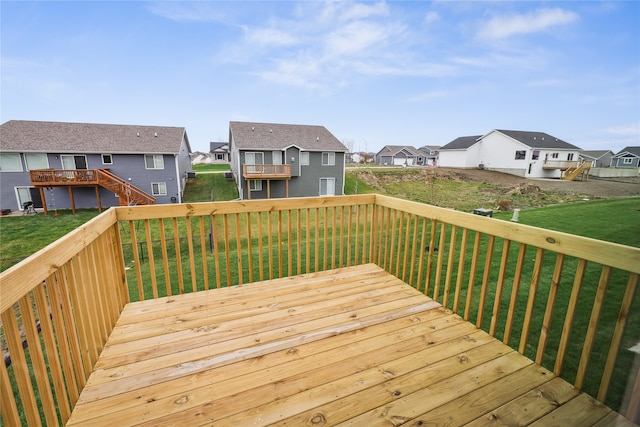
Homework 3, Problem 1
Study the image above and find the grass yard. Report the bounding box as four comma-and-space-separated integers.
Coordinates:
192, 163, 230, 172
182, 171, 239, 203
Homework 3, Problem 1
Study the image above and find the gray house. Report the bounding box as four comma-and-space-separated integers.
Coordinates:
209, 142, 230, 163
375, 145, 423, 166
610, 146, 640, 168
229, 121, 347, 200
0, 120, 192, 213
579, 150, 614, 168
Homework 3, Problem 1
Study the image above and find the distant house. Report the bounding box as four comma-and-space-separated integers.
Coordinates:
610, 146, 640, 168
229, 121, 347, 200
375, 145, 423, 166
417, 145, 441, 166
209, 142, 230, 163
438, 130, 582, 178
580, 150, 614, 168
190, 151, 212, 165
0, 120, 192, 212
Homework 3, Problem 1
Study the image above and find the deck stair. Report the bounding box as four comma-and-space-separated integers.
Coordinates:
562, 160, 591, 181
96, 169, 156, 205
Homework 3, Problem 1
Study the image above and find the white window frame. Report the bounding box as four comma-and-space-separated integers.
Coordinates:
24, 153, 49, 171
0, 153, 23, 172
322, 152, 335, 166
319, 177, 336, 196
145, 154, 164, 170
515, 150, 526, 160
300, 152, 309, 166
61, 154, 88, 170
102, 154, 113, 165
151, 182, 167, 196
623, 157, 633, 164
567, 153, 574, 161
249, 180, 263, 191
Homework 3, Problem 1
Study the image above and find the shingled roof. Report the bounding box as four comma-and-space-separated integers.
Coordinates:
0, 120, 189, 154
229, 121, 346, 151
495, 130, 580, 150
440, 136, 481, 150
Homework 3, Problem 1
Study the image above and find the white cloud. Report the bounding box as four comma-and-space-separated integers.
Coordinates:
477, 8, 579, 40
147, 2, 233, 23
243, 27, 298, 47
319, 1, 389, 24
424, 11, 440, 25
324, 21, 404, 58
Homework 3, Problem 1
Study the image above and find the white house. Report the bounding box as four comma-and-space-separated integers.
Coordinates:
439, 130, 582, 178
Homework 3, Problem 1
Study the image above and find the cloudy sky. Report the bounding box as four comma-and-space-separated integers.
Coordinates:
2, 1, 639, 154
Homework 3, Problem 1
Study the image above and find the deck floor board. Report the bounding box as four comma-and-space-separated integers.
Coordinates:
67, 264, 632, 426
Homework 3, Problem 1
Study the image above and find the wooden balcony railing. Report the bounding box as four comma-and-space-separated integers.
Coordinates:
543, 160, 580, 170
1, 195, 639, 425
30, 169, 156, 205
242, 164, 291, 179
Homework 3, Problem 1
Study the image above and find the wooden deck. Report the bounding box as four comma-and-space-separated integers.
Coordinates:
67, 264, 636, 426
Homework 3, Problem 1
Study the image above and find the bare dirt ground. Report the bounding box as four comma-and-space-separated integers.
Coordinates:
440, 167, 640, 199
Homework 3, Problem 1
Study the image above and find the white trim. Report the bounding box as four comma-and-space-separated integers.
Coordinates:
101, 154, 113, 165
151, 182, 167, 196
145, 154, 164, 169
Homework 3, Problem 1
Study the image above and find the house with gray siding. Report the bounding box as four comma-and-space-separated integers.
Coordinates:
229, 121, 347, 200
579, 150, 614, 168
610, 146, 640, 168
0, 120, 192, 212
375, 145, 423, 166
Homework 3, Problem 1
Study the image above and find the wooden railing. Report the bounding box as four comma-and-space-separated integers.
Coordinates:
29, 169, 156, 205
1, 195, 639, 425
543, 160, 580, 170
242, 164, 291, 179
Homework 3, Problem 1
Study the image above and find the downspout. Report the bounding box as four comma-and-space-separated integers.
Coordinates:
174, 154, 181, 203
341, 151, 346, 195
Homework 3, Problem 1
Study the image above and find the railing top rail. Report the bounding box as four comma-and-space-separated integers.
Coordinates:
0, 208, 118, 312
374, 194, 640, 274
113, 194, 376, 220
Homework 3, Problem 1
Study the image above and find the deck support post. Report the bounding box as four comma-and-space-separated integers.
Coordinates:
267, 180, 271, 199
68, 187, 76, 214
95, 186, 102, 213
286, 179, 289, 198
39, 187, 48, 215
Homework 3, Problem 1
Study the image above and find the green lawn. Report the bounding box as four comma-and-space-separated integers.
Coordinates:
192, 163, 230, 171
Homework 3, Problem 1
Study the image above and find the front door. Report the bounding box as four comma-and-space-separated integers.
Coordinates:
16, 187, 43, 209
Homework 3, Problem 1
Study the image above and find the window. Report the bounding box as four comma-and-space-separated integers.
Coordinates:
300, 152, 309, 165
61, 154, 87, 170
249, 180, 263, 191
272, 151, 282, 165
532, 150, 540, 160
567, 153, 574, 161
0, 153, 23, 172
623, 158, 633, 164
322, 152, 335, 166
151, 182, 167, 196
145, 154, 164, 169
245, 152, 264, 173
215, 153, 225, 160
25, 153, 49, 170
102, 154, 113, 165
319, 178, 336, 196
551, 153, 559, 159
515, 150, 526, 160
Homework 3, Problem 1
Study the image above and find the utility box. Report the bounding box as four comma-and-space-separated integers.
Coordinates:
473, 208, 493, 217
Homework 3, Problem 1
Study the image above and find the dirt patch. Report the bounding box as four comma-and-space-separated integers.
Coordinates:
437, 168, 640, 199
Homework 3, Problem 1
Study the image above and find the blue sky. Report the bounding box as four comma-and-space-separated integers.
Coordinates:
2, 1, 639, 154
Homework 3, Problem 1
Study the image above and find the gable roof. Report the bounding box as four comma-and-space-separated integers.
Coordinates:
580, 150, 613, 160
494, 130, 580, 150
376, 145, 422, 157
0, 120, 189, 154
440, 136, 481, 150
229, 121, 346, 152
613, 146, 640, 157
209, 142, 228, 152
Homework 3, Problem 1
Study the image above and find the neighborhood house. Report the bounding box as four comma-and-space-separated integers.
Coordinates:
438, 129, 585, 179
0, 120, 192, 213
229, 121, 347, 200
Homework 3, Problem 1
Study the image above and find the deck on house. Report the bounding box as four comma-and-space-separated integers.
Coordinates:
67, 264, 635, 426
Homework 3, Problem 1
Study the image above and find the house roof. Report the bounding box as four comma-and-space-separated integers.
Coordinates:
580, 150, 613, 160
613, 146, 640, 157
229, 121, 346, 152
376, 145, 422, 156
440, 136, 482, 150
209, 142, 228, 152
494, 130, 580, 150
0, 120, 189, 154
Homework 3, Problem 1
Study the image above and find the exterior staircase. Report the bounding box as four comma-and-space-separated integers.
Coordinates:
96, 169, 156, 205
562, 160, 591, 181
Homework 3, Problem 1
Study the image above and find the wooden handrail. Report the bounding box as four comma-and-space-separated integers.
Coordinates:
242, 164, 291, 178
1, 195, 638, 425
